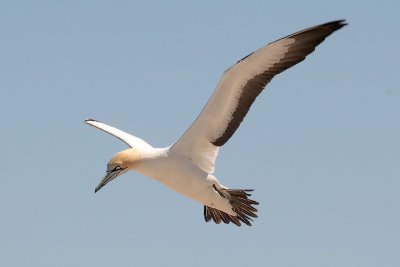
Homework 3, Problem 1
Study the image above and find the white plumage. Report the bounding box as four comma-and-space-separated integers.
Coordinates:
85, 20, 347, 226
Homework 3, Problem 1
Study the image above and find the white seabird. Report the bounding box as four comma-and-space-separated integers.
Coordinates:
85, 20, 347, 226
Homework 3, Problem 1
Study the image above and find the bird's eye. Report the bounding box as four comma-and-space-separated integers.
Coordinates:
107, 166, 122, 173
113, 166, 122, 171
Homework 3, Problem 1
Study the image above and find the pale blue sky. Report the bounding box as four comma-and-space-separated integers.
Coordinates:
1, 1, 399, 266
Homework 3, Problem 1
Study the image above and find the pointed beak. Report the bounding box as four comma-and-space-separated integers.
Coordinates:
95, 170, 121, 193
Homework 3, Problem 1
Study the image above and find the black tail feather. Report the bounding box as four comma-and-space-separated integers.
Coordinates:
204, 187, 259, 227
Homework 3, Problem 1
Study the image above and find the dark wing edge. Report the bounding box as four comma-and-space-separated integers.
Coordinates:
211, 20, 347, 146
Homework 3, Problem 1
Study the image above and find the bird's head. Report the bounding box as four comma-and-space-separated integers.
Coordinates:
95, 148, 139, 193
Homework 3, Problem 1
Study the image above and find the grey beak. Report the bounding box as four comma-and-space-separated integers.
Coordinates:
95, 170, 121, 193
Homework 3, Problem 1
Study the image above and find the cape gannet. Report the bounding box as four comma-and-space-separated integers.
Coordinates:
85, 20, 347, 226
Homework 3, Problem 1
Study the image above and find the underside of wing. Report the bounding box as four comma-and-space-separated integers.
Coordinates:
171, 20, 347, 173
84, 118, 153, 150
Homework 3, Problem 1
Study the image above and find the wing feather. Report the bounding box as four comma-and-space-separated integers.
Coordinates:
171, 20, 346, 173
84, 119, 153, 150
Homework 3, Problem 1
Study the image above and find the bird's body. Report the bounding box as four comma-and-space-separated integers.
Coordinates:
85, 20, 347, 226
131, 146, 235, 215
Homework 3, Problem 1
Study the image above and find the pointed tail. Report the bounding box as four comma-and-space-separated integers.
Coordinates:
204, 186, 259, 226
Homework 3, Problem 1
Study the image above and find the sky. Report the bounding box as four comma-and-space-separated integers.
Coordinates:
1, 1, 399, 266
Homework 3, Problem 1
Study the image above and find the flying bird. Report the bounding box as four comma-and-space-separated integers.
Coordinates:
85, 20, 347, 226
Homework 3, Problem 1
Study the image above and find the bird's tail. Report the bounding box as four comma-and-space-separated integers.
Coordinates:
204, 185, 259, 226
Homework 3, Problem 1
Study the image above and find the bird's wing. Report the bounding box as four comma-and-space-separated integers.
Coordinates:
171, 20, 347, 173
84, 119, 153, 150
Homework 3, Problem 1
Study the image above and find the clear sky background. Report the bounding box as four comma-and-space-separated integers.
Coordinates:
1, 1, 399, 266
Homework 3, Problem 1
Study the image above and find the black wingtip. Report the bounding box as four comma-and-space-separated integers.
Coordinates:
337, 19, 348, 26
324, 19, 348, 29
84, 118, 98, 124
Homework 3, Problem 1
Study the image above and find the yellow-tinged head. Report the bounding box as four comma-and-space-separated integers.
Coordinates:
95, 148, 140, 193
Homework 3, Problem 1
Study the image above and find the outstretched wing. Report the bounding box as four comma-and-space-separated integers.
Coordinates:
171, 20, 347, 173
84, 119, 153, 150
